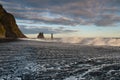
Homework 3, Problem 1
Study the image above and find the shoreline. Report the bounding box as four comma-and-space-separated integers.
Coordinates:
0, 38, 19, 43
0, 38, 120, 47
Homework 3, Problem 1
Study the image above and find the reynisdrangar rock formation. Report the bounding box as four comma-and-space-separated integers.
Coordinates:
37, 32, 44, 39
0, 4, 26, 38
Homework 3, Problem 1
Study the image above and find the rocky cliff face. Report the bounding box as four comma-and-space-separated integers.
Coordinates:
0, 4, 26, 38
0, 23, 5, 38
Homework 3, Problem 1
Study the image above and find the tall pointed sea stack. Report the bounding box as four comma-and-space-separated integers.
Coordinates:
0, 4, 26, 38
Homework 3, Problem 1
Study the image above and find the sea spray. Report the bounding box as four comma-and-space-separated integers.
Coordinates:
19, 37, 120, 46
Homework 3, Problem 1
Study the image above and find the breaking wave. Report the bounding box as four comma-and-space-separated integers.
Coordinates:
20, 37, 120, 46
60, 37, 120, 46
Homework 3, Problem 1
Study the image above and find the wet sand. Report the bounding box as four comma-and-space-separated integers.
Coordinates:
0, 40, 120, 80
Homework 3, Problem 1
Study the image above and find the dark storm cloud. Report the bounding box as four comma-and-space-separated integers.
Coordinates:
1, 0, 120, 27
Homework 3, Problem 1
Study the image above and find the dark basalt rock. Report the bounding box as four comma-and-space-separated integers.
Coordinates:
0, 23, 5, 38
0, 4, 26, 38
37, 32, 44, 39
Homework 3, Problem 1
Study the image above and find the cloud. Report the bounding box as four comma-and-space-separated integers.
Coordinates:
1, 0, 120, 29
19, 26, 78, 34
95, 14, 120, 26
13, 11, 80, 26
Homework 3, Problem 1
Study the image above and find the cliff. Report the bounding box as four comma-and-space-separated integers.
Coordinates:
0, 4, 26, 38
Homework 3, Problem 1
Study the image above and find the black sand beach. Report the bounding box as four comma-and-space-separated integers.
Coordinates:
0, 40, 120, 80
0, 38, 19, 43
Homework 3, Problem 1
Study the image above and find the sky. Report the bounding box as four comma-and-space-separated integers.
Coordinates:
0, 0, 120, 38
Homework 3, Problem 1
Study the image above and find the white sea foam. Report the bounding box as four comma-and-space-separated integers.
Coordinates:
60, 37, 120, 46
19, 37, 120, 46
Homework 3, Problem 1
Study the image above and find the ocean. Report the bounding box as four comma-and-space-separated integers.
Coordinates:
0, 39, 120, 80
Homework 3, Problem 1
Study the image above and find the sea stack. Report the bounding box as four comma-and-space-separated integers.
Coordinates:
0, 4, 26, 38
51, 33, 53, 39
37, 32, 44, 39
